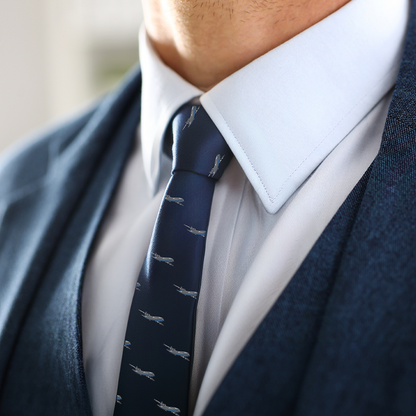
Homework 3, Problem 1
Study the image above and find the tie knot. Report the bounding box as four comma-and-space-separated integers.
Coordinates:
171, 104, 232, 180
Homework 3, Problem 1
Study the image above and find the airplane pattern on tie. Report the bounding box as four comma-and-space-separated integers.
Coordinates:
116, 105, 231, 415
173, 284, 198, 299
165, 195, 185, 206
184, 224, 206, 237
208, 154, 225, 178
182, 105, 199, 129
139, 310, 165, 326
163, 344, 190, 361
155, 400, 181, 414
130, 364, 156, 381
152, 253, 175, 266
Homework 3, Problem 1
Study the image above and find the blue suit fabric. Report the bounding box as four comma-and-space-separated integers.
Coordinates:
1, 3, 416, 414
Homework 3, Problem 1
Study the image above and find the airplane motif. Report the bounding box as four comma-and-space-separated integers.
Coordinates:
152, 253, 174, 267
129, 364, 155, 381
208, 154, 225, 178
173, 284, 198, 299
184, 224, 206, 237
163, 344, 190, 361
116, 395, 122, 405
154, 399, 181, 414
139, 310, 164, 326
165, 195, 184, 206
136, 282, 141, 291
182, 105, 200, 129
124, 340, 131, 349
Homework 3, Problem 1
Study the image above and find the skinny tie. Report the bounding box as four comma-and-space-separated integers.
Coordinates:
114, 104, 232, 415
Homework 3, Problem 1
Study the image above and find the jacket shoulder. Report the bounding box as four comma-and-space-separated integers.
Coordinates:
0, 104, 99, 199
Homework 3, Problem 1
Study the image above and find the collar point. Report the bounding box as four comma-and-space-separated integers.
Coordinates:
257, 191, 284, 215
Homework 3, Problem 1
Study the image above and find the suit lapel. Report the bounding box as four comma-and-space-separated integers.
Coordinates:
293, 1, 416, 412
205, 1, 416, 415
204, 168, 372, 416
0, 68, 142, 415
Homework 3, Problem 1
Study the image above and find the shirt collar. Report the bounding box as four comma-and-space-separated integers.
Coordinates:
139, 0, 409, 213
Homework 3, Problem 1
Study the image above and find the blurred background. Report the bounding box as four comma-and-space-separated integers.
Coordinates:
0, 0, 144, 153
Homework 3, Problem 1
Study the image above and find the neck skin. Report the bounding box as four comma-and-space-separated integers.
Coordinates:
142, 0, 351, 91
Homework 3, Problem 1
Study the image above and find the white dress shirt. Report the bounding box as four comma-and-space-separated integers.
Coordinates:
81, 0, 409, 415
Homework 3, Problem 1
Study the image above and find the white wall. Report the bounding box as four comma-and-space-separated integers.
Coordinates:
0, 0, 49, 152
0, 0, 143, 153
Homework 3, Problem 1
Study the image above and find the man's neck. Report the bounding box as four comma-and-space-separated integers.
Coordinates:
142, 0, 351, 91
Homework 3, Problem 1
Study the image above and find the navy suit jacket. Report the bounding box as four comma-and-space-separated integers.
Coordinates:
2, 4, 416, 415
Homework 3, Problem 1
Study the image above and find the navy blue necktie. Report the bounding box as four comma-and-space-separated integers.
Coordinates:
114, 104, 232, 415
